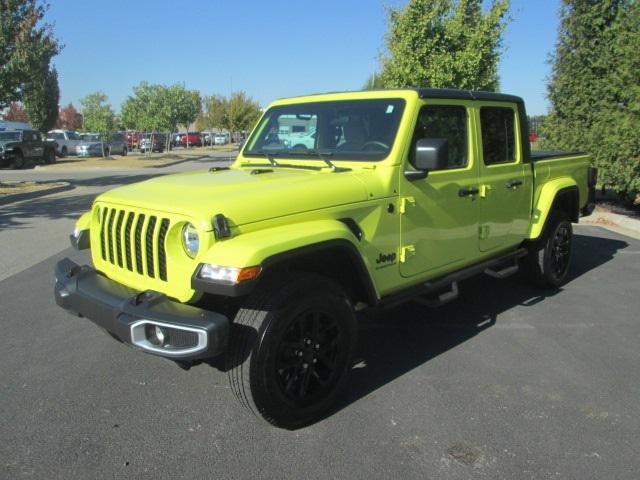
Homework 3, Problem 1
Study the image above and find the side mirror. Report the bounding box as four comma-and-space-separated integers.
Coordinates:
406, 138, 448, 180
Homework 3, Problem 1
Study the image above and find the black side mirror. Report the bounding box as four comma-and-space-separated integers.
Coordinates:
405, 138, 449, 180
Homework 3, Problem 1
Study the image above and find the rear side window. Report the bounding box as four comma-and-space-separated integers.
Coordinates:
413, 105, 468, 169
480, 107, 516, 165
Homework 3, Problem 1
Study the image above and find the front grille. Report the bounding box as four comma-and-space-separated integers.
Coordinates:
99, 207, 170, 281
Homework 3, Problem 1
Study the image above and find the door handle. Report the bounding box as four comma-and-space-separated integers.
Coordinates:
459, 187, 479, 197
505, 179, 523, 189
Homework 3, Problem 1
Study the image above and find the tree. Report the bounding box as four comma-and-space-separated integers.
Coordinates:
197, 95, 228, 132
542, 0, 639, 201
80, 92, 115, 157
378, 0, 510, 91
223, 91, 261, 141
23, 67, 59, 132
2, 102, 29, 122
0, 0, 62, 108
57, 103, 83, 130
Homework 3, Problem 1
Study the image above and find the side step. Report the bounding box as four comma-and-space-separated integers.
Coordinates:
413, 282, 459, 308
484, 262, 520, 279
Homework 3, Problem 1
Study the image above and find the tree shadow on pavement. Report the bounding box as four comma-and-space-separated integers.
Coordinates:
328, 232, 629, 420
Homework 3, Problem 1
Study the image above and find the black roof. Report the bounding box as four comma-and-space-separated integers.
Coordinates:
414, 88, 524, 104
283, 88, 524, 105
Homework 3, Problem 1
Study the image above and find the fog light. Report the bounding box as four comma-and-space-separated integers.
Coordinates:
145, 324, 166, 346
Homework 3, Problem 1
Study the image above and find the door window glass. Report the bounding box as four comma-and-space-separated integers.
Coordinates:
480, 107, 516, 165
412, 105, 468, 169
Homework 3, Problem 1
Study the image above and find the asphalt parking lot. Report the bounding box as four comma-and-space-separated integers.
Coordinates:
1, 163, 639, 479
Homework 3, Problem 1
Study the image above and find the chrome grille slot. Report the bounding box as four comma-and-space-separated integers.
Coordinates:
98, 208, 170, 282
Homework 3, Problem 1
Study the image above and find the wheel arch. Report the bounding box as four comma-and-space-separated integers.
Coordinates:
527, 179, 579, 240
195, 219, 379, 306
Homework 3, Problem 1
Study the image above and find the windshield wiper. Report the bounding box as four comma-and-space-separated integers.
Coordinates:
303, 149, 350, 172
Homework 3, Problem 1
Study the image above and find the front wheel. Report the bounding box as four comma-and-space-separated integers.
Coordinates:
227, 273, 357, 429
521, 212, 573, 288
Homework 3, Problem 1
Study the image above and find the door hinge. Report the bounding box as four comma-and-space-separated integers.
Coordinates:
400, 245, 416, 263
399, 196, 415, 214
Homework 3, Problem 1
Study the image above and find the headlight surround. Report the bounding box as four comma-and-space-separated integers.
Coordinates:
182, 223, 199, 258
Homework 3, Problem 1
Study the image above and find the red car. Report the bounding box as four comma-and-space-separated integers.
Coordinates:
181, 132, 202, 147
125, 132, 142, 149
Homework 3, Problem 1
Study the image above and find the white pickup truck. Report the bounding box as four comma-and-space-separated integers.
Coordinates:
47, 129, 82, 157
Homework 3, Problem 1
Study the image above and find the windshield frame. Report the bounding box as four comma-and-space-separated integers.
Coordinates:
242, 98, 407, 162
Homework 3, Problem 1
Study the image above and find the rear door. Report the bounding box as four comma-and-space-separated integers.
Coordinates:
399, 101, 480, 278
476, 104, 533, 252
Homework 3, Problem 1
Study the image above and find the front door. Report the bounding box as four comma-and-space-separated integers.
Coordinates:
476, 104, 533, 252
399, 102, 480, 278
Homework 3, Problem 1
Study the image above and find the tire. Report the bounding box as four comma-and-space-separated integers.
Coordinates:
12, 150, 25, 169
521, 212, 573, 288
227, 273, 357, 429
60, 146, 67, 158
44, 149, 55, 164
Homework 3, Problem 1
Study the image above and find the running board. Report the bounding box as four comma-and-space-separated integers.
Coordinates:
413, 282, 459, 308
378, 248, 528, 310
484, 263, 519, 279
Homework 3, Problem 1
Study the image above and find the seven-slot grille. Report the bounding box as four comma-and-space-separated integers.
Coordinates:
99, 207, 170, 281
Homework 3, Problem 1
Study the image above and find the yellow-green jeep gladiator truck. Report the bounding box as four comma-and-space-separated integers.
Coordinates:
55, 88, 597, 428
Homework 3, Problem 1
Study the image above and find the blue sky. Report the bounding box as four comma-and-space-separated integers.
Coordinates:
48, 0, 560, 116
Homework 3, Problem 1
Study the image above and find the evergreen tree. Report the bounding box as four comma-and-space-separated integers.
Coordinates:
379, 0, 510, 91
543, 0, 639, 201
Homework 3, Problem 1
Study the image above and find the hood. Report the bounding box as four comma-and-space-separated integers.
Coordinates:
96, 167, 370, 229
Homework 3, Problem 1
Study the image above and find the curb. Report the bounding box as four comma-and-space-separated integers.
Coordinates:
0, 182, 74, 206
581, 209, 640, 238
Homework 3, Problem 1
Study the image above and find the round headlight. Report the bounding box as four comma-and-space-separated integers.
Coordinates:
182, 223, 199, 258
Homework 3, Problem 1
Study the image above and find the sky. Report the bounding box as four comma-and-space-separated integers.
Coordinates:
48, 0, 561, 116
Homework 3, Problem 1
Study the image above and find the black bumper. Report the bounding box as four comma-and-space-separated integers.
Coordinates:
54, 258, 229, 360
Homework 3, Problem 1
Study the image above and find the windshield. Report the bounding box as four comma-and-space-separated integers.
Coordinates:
0, 131, 21, 141
244, 98, 406, 161
82, 134, 101, 142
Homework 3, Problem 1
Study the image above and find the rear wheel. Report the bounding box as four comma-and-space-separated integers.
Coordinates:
44, 149, 55, 164
60, 146, 68, 158
521, 212, 573, 288
227, 273, 357, 429
12, 150, 25, 169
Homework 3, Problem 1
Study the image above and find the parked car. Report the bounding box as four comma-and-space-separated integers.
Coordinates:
47, 129, 82, 157
56, 88, 597, 429
214, 133, 229, 145
76, 133, 128, 157
0, 129, 56, 168
125, 131, 142, 150
181, 132, 202, 147
139, 133, 165, 153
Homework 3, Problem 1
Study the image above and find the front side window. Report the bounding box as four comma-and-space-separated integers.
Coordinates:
244, 99, 406, 161
480, 107, 516, 165
411, 104, 468, 169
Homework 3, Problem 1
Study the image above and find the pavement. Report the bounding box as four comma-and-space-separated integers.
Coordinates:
1, 161, 639, 479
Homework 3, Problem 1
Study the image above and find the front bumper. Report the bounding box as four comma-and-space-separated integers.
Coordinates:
54, 258, 229, 360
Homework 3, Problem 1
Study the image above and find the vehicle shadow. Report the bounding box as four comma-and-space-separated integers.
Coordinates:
326, 232, 629, 421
